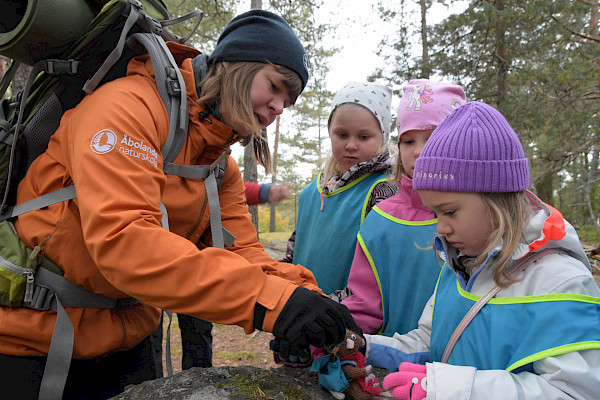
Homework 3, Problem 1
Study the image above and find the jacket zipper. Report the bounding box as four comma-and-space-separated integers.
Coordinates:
0, 254, 35, 303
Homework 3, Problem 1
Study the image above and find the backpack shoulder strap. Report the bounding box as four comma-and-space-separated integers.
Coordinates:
33, 265, 137, 400
126, 31, 188, 164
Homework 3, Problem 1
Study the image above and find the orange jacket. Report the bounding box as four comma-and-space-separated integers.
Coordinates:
0, 43, 321, 359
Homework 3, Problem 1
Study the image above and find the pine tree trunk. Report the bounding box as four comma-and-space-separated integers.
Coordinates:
420, 0, 430, 78
588, 2, 600, 235
243, 142, 258, 233
585, 146, 600, 235
534, 173, 554, 206
270, 116, 280, 232
1, 57, 32, 95
495, 0, 508, 111
11, 62, 32, 94
244, 0, 262, 235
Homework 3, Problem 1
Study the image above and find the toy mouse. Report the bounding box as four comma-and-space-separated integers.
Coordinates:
310, 330, 382, 400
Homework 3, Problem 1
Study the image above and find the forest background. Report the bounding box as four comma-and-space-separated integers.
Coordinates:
174, 0, 600, 246
2, 0, 599, 246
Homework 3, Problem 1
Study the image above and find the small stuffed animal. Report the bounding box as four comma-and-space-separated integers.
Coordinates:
310, 330, 382, 400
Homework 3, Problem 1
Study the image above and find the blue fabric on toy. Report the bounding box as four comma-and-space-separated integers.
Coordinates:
310, 354, 357, 393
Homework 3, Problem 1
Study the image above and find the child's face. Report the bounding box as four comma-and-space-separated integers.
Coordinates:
222, 64, 291, 137
419, 190, 494, 258
329, 104, 383, 174
399, 129, 434, 178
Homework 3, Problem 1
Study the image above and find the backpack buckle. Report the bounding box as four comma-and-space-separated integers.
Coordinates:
27, 284, 54, 311
44, 60, 80, 75
209, 149, 230, 181
166, 76, 181, 96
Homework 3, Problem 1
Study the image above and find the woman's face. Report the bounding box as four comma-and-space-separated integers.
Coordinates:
222, 64, 291, 137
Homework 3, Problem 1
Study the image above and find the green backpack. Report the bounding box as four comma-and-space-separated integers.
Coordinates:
0, 0, 232, 398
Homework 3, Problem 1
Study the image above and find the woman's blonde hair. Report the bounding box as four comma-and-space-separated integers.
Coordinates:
322, 103, 392, 182
477, 191, 532, 288
198, 61, 303, 173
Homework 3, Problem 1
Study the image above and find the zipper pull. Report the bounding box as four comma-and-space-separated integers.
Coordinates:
320, 191, 324, 211
23, 270, 34, 303
29, 234, 51, 260
29, 245, 41, 260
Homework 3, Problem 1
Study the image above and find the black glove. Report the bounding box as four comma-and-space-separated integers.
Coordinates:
272, 287, 363, 352
269, 338, 311, 365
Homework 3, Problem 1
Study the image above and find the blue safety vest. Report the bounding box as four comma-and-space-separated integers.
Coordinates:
358, 205, 438, 336
293, 172, 388, 294
430, 265, 600, 371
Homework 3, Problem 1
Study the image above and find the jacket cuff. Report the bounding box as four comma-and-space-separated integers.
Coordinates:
255, 277, 297, 332
258, 183, 271, 204
253, 303, 267, 331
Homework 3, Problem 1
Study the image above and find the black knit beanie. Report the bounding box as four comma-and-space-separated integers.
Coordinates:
208, 9, 310, 91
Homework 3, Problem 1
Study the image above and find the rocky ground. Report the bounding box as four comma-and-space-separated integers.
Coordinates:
117, 238, 600, 399
160, 321, 276, 375
113, 364, 392, 400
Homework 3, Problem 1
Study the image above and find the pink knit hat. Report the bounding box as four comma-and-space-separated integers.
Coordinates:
397, 79, 466, 137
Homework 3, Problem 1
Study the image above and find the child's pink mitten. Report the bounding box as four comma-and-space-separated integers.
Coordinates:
383, 362, 427, 400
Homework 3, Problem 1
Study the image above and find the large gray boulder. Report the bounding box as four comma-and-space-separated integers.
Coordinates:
110, 365, 389, 399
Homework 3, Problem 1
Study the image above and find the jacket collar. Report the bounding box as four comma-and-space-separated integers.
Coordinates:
170, 43, 242, 150
400, 174, 429, 211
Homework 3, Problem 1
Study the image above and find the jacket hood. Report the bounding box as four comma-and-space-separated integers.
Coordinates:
516, 191, 590, 269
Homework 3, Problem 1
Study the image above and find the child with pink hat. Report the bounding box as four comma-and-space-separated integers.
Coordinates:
340, 79, 466, 336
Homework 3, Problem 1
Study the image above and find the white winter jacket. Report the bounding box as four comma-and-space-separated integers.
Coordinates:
367, 192, 600, 400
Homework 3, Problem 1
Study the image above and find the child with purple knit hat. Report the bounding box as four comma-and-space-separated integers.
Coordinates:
366, 101, 600, 400
340, 79, 466, 336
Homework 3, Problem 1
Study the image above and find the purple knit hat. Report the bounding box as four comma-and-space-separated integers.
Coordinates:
397, 79, 466, 137
413, 101, 530, 193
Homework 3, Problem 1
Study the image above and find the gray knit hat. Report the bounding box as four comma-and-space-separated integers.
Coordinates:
328, 81, 393, 143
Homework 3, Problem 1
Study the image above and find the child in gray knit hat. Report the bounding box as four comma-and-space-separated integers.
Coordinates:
282, 81, 397, 297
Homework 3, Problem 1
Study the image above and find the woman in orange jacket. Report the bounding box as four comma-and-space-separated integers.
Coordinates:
0, 10, 359, 399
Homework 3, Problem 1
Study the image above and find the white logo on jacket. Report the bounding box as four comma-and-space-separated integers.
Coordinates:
90, 129, 117, 154
119, 134, 158, 167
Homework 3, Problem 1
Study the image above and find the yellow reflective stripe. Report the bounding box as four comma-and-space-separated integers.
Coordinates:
372, 205, 438, 226
506, 341, 600, 372
316, 173, 390, 223
455, 281, 600, 304
360, 178, 390, 223
317, 172, 375, 196
316, 171, 323, 194
430, 264, 446, 317
357, 232, 384, 335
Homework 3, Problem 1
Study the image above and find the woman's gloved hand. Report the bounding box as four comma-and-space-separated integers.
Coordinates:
383, 362, 427, 400
271, 287, 362, 359
269, 338, 311, 366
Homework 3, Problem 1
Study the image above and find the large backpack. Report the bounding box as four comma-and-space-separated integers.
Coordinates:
0, 0, 232, 398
